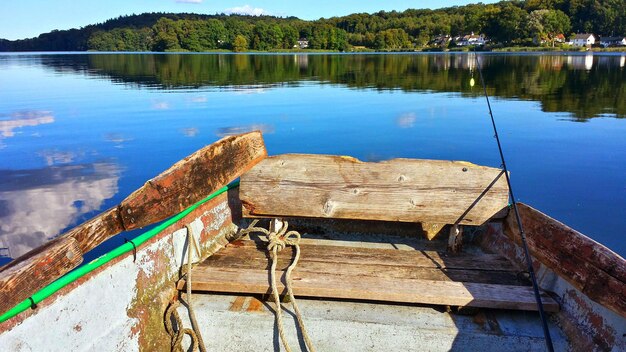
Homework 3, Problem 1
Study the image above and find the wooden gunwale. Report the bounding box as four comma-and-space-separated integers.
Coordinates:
503, 203, 626, 318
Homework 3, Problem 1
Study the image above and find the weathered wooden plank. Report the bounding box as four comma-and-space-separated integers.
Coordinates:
179, 267, 558, 312
120, 131, 267, 230
240, 154, 509, 226
504, 203, 626, 317
224, 240, 517, 272
63, 206, 125, 254
205, 252, 523, 285
0, 237, 82, 315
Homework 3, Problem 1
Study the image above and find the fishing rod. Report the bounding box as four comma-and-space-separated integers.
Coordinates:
473, 53, 555, 352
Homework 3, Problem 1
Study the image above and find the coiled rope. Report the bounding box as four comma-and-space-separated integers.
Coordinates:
165, 224, 207, 352
240, 219, 316, 352
165, 300, 199, 352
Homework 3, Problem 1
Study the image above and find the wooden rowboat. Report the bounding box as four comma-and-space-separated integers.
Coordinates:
0, 131, 624, 351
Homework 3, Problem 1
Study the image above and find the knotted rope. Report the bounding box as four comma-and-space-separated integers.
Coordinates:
165, 300, 199, 352
164, 224, 207, 352
239, 219, 316, 352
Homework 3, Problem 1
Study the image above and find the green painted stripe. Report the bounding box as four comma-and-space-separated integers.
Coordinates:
0, 181, 239, 323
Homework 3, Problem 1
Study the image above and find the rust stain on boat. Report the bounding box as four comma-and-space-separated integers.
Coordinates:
562, 288, 617, 351
128, 243, 174, 352
229, 296, 247, 312
246, 297, 264, 313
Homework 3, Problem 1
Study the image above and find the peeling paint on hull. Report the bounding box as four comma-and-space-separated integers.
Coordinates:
0, 191, 238, 351
481, 221, 626, 352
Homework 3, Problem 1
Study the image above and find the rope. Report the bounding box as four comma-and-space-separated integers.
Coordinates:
184, 224, 207, 352
164, 225, 207, 352
240, 220, 316, 352
165, 300, 199, 352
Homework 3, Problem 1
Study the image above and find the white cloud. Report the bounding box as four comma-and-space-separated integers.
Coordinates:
176, 0, 202, 3
224, 5, 269, 16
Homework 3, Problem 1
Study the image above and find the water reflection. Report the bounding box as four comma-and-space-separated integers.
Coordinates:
31, 53, 624, 120
181, 127, 199, 137
104, 133, 133, 148
396, 113, 417, 128
567, 54, 594, 71
38, 149, 81, 165
0, 162, 120, 258
0, 111, 54, 148
216, 124, 275, 137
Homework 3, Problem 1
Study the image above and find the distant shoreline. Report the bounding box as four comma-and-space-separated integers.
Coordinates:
1, 48, 624, 54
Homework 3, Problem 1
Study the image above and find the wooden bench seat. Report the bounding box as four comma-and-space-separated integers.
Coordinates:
239, 154, 509, 240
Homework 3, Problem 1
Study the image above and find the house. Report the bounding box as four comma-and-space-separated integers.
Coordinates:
430, 35, 451, 46
599, 36, 626, 47
455, 33, 487, 46
533, 33, 566, 46
554, 34, 566, 43
293, 38, 309, 49
571, 34, 595, 47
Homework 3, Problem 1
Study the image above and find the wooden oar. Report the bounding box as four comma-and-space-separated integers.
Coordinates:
0, 131, 267, 316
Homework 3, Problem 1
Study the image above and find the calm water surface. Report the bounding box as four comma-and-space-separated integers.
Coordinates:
1, 52, 625, 262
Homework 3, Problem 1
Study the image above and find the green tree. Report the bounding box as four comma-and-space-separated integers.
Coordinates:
233, 34, 248, 52
374, 29, 411, 49
152, 18, 181, 51
482, 3, 529, 44
282, 25, 298, 49
528, 9, 571, 46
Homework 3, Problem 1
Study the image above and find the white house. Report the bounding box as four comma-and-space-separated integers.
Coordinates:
455, 33, 487, 46
293, 38, 309, 49
599, 36, 626, 47
571, 34, 595, 47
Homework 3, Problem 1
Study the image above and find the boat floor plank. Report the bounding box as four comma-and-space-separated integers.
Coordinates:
222, 239, 518, 272
183, 239, 558, 312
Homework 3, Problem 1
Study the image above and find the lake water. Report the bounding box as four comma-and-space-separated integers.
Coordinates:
0, 52, 625, 263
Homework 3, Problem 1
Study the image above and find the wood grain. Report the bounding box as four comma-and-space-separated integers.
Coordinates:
62, 206, 124, 254
180, 267, 558, 312
120, 131, 267, 230
179, 238, 558, 312
0, 237, 82, 315
240, 154, 509, 226
504, 203, 626, 317
205, 252, 522, 285
224, 240, 517, 272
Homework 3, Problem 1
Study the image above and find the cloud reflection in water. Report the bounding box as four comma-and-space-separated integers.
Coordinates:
0, 110, 54, 148
216, 124, 274, 137
0, 162, 121, 259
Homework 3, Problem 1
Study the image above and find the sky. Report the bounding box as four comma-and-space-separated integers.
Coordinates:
0, 1, 498, 40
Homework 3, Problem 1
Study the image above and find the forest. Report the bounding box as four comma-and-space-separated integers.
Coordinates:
0, 0, 624, 52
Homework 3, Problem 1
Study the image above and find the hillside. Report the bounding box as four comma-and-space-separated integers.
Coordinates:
1, 0, 624, 52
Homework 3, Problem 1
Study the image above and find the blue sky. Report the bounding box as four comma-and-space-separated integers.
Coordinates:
0, 1, 498, 40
